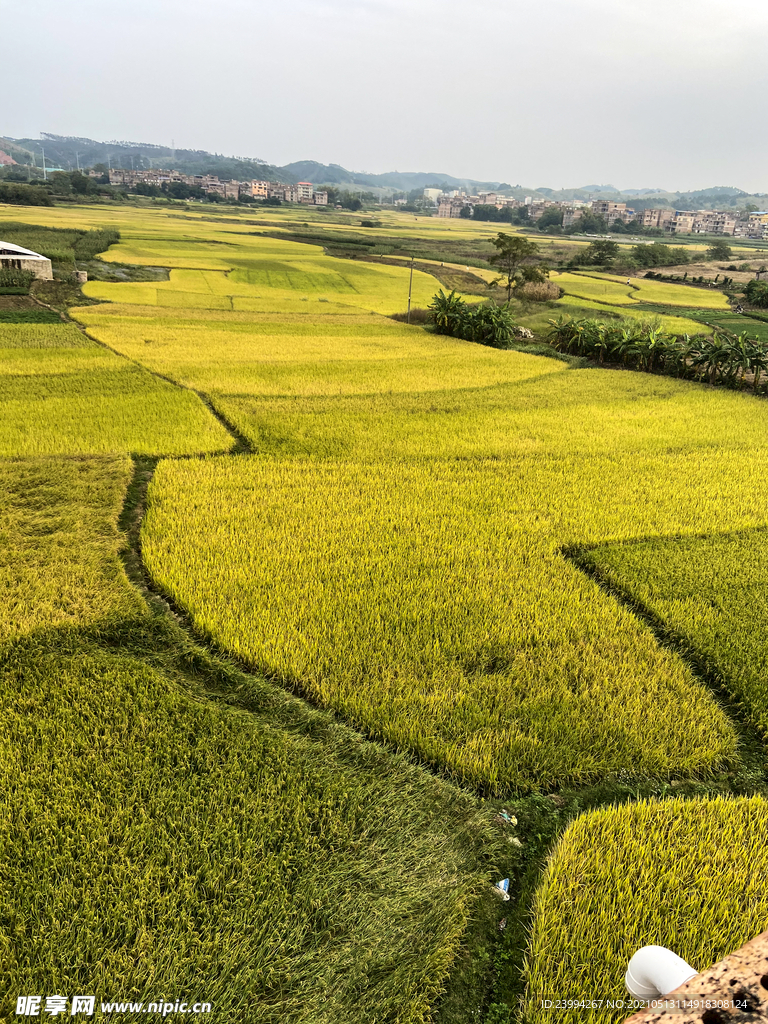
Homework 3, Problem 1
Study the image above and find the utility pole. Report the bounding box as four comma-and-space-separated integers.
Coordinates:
41, 146, 47, 180
76, 152, 80, 172
407, 256, 415, 324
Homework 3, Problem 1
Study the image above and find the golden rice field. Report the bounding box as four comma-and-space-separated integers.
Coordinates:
141, 439, 768, 791
40, 203, 768, 793
0, 457, 145, 641
72, 303, 562, 397
599, 271, 732, 308
549, 294, 711, 335
0, 461, 497, 1023
0, 321, 231, 456
5, 202, 768, 1019
84, 259, 442, 315
553, 272, 639, 306
523, 796, 768, 1024
215, 370, 768, 462
553, 271, 730, 310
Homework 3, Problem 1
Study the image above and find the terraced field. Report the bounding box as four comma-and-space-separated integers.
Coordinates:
0, 321, 230, 456
2, 202, 768, 1022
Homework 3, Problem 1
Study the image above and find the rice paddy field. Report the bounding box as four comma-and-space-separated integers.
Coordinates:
522, 797, 768, 1024
2, 201, 768, 1021
578, 528, 768, 739
0, 321, 231, 456
550, 271, 730, 337
1, 461, 497, 1024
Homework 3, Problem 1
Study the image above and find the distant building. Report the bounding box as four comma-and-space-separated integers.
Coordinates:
591, 200, 627, 218
423, 188, 443, 204
297, 182, 314, 203
693, 211, 737, 235
527, 201, 556, 221
313, 191, 328, 205
734, 212, 768, 239
437, 197, 471, 218
636, 208, 675, 230
0, 241, 53, 281
670, 211, 696, 234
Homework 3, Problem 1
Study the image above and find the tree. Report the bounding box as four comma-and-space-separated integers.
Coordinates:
706, 241, 733, 261
488, 233, 543, 301
565, 210, 608, 235
631, 243, 690, 269
459, 205, 472, 219
48, 171, 72, 195
745, 280, 768, 308
70, 171, 97, 196
536, 207, 564, 232
472, 204, 500, 221
570, 239, 620, 267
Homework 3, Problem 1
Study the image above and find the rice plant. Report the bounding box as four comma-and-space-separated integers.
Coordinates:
0, 323, 232, 455
522, 797, 768, 1024
140, 451, 768, 792
581, 527, 768, 740
0, 461, 499, 1024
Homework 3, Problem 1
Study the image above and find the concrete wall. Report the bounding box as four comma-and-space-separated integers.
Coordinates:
0, 256, 53, 281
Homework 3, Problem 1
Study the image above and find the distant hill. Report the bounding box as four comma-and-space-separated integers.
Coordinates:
2, 132, 765, 209
281, 160, 510, 193
1, 133, 289, 184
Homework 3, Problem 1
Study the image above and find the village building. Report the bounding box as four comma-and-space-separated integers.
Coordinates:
297, 182, 314, 203
0, 241, 53, 281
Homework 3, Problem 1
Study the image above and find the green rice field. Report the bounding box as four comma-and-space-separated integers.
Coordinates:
579, 528, 768, 739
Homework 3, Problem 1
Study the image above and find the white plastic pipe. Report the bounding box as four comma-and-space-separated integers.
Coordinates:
625, 946, 698, 999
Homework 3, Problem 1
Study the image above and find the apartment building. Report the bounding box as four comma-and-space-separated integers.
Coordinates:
734, 212, 768, 239
437, 197, 471, 218
693, 211, 737, 235
590, 200, 628, 219
635, 208, 676, 230
527, 201, 556, 221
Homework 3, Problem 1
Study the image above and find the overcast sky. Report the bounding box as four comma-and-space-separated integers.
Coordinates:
3, 0, 767, 192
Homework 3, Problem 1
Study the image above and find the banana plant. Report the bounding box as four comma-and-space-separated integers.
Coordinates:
427, 290, 467, 335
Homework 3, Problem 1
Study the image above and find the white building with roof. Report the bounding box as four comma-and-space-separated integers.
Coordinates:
0, 241, 53, 280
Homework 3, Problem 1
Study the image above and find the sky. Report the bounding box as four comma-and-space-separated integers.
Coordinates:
2, 0, 767, 193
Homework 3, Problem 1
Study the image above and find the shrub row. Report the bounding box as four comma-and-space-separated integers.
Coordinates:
0, 182, 53, 207
548, 315, 768, 390
427, 290, 530, 348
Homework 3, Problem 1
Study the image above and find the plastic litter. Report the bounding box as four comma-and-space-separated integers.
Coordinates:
493, 878, 510, 901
